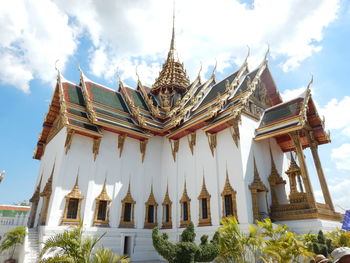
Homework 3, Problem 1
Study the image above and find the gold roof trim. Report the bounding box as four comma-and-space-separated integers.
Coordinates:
162, 183, 172, 205
268, 147, 285, 185
180, 180, 191, 203
96, 179, 111, 202
221, 169, 236, 196
40, 164, 55, 197
145, 185, 158, 206
249, 156, 268, 191
66, 175, 83, 199
30, 174, 43, 202
122, 181, 136, 204
285, 153, 300, 174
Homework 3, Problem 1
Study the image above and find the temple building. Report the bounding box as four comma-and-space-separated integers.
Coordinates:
25, 18, 342, 262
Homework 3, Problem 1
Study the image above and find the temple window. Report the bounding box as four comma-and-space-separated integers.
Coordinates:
61, 176, 83, 225
249, 158, 269, 222
39, 167, 54, 226
93, 180, 111, 226
28, 175, 42, 228
144, 185, 158, 229
268, 148, 287, 207
67, 198, 79, 219
221, 170, 237, 220
162, 184, 172, 229
198, 177, 212, 226
124, 203, 132, 222
97, 201, 107, 221
119, 183, 136, 228
224, 195, 233, 217
179, 181, 191, 228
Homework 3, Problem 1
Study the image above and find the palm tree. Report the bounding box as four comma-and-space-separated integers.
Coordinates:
91, 248, 129, 263
39, 223, 129, 263
0, 226, 27, 262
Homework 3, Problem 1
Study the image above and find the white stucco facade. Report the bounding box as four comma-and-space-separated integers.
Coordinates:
25, 112, 341, 262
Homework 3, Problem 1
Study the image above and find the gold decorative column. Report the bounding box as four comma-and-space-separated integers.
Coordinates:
288, 132, 316, 208
305, 130, 334, 211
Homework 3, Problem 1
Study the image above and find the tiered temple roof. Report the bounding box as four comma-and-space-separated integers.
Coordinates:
33, 23, 330, 160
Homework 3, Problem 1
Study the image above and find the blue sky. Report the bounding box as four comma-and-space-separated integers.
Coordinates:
0, 0, 349, 210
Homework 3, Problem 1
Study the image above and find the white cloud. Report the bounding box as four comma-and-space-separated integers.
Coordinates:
315, 179, 350, 211
331, 143, 350, 171
280, 87, 306, 101
0, 0, 341, 92
319, 96, 350, 131
0, 0, 76, 93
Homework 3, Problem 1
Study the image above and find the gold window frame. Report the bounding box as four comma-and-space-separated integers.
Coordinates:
93, 180, 111, 227
161, 184, 172, 229
179, 181, 191, 228
144, 185, 158, 229
198, 177, 212, 227
61, 176, 83, 225
119, 182, 136, 228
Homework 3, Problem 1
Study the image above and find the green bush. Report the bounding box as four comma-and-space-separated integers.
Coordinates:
152, 222, 219, 263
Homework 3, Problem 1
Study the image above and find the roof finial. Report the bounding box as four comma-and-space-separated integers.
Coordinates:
244, 45, 250, 64
211, 59, 217, 78
170, 0, 176, 51
77, 61, 82, 74
264, 43, 270, 62
55, 59, 60, 73
135, 66, 140, 83
307, 74, 313, 90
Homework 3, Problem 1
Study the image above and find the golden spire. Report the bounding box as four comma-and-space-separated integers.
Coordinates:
96, 178, 111, 201
151, 4, 190, 95
286, 152, 300, 174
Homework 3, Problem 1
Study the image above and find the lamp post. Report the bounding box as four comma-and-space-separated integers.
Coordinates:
0, 171, 5, 183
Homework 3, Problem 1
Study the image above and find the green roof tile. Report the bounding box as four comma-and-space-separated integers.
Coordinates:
199, 72, 238, 107
68, 108, 88, 119
128, 89, 149, 111
261, 100, 301, 126
89, 84, 129, 112
69, 118, 99, 132
95, 108, 134, 124
67, 85, 85, 106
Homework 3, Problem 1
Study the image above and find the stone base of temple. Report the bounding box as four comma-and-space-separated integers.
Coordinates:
271, 202, 343, 223
275, 218, 343, 235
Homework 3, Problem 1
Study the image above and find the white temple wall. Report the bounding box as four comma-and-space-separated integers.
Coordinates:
216, 128, 249, 224
34, 128, 67, 227
34, 116, 293, 229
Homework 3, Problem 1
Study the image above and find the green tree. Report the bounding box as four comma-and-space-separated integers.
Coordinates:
301, 230, 333, 257
0, 226, 26, 261
217, 217, 263, 263
258, 219, 312, 263
217, 218, 312, 263
39, 223, 129, 263
152, 221, 219, 263
325, 228, 350, 248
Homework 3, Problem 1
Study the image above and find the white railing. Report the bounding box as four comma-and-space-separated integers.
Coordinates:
0, 213, 29, 226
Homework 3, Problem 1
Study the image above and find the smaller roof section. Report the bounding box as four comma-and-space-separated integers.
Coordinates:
255, 85, 330, 152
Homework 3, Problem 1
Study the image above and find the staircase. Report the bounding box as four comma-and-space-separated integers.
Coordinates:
25, 229, 40, 263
